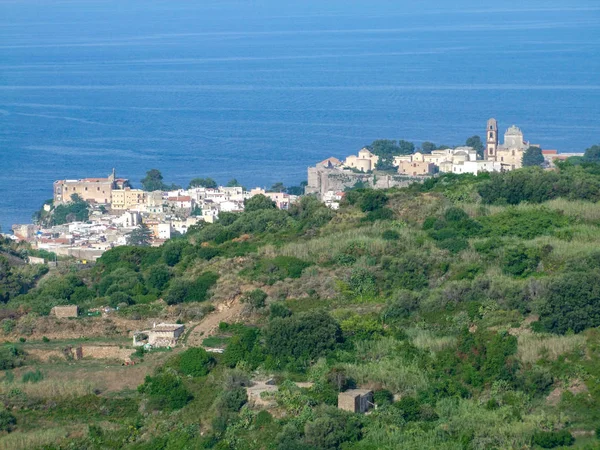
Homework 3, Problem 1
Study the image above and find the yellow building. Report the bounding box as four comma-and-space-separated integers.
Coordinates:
111, 188, 147, 211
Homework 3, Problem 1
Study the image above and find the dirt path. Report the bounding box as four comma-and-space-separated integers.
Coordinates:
185, 299, 243, 347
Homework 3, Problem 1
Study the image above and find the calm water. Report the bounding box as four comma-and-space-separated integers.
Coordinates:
1, 0, 599, 230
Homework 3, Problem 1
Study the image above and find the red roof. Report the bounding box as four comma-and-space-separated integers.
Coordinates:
167, 196, 192, 202
542, 150, 558, 155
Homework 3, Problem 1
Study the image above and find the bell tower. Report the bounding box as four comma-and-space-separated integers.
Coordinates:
486, 118, 498, 160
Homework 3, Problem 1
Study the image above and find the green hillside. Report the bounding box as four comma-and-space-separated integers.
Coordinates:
2, 161, 600, 449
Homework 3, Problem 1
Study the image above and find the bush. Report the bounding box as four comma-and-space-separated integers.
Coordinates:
382, 230, 400, 241
138, 373, 192, 411
373, 389, 394, 406
532, 430, 575, 448
241, 289, 268, 310
164, 272, 218, 305
0, 345, 25, 370
304, 408, 363, 449
537, 271, 600, 334
0, 410, 16, 432
217, 387, 247, 412
264, 312, 342, 364
22, 369, 44, 383
502, 246, 540, 277
247, 256, 311, 284
269, 303, 292, 319
178, 347, 215, 377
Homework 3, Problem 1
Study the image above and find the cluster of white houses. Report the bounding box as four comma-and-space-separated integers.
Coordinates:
340, 119, 542, 177
11, 177, 297, 261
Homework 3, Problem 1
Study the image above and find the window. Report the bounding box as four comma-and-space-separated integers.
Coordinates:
489, 132, 493, 138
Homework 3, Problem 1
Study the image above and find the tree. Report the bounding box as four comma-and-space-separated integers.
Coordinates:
264, 311, 342, 362
178, 347, 215, 377
466, 135, 484, 158
141, 169, 167, 192
421, 141, 437, 153
286, 185, 305, 196
244, 194, 276, 212
226, 178, 241, 187
241, 289, 268, 310
189, 178, 217, 189
270, 182, 286, 193
398, 139, 415, 155
522, 146, 544, 167
127, 224, 152, 247
582, 144, 600, 163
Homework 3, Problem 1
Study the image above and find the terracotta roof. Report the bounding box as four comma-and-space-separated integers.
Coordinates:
167, 196, 192, 202
542, 150, 558, 155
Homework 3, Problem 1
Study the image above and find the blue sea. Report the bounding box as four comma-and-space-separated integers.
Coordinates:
1, 0, 599, 231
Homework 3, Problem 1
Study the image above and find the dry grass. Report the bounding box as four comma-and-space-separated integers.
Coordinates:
0, 427, 70, 450
0, 379, 94, 400
406, 328, 456, 352
517, 333, 586, 364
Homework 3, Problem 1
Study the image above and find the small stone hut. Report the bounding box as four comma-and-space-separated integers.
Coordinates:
338, 389, 374, 413
51, 305, 78, 318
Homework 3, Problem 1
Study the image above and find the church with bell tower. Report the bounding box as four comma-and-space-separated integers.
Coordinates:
486, 118, 499, 159
485, 118, 529, 170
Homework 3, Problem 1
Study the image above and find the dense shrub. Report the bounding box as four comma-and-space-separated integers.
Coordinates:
479, 208, 569, 240
138, 373, 192, 411
0, 345, 25, 370
178, 347, 215, 377
246, 256, 311, 284
502, 246, 540, 277
537, 271, 600, 334
304, 408, 363, 450
164, 272, 218, 305
0, 410, 16, 432
532, 430, 575, 448
264, 312, 342, 364
241, 289, 268, 310
221, 327, 263, 368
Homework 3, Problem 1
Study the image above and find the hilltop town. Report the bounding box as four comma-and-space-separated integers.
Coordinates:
306, 118, 582, 200
10, 173, 298, 262
7, 119, 584, 262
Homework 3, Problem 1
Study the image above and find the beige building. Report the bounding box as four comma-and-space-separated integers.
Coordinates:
53, 169, 128, 205
398, 160, 436, 176
111, 188, 147, 211
344, 148, 379, 172
486, 119, 529, 170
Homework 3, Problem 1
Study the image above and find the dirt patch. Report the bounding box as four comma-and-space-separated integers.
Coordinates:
186, 298, 243, 347
546, 379, 590, 406
27, 345, 134, 362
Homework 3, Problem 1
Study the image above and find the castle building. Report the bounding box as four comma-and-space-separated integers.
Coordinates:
53, 169, 129, 205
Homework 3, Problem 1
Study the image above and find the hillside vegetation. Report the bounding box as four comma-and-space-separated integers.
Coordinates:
1, 160, 600, 449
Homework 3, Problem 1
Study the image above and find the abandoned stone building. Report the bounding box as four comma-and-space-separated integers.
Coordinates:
338, 389, 374, 413
51, 305, 79, 318
133, 323, 185, 348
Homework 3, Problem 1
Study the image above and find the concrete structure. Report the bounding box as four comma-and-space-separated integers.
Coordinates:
12, 224, 38, 241
53, 169, 128, 205
133, 323, 185, 348
51, 305, 78, 318
111, 188, 146, 211
338, 389, 374, 413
